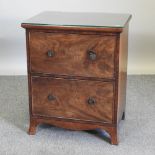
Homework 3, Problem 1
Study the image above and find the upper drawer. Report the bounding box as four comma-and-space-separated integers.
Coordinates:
29, 32, 116, 78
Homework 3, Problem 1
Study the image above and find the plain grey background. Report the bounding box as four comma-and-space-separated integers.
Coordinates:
0, 0, 155, 75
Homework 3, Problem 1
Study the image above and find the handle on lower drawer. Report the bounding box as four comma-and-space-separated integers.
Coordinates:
87, 97, 96, 105
47, 94, 56, 101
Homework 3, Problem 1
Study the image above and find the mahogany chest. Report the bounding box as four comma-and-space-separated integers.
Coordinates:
21, 12, 131, 145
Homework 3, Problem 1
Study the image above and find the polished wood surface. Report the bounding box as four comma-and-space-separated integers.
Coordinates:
22, 12, 131, 145
29, 31, 116, 78
22, 24, 126, 33
117, 24, 129, 122
28, 116, 118, 144
31, 77, 114, 123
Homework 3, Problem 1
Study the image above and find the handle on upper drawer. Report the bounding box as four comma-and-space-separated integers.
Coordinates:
47, 50, 55, 57
88, 50, 97, 61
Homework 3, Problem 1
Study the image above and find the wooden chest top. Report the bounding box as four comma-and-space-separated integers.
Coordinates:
22, 11, 131, 32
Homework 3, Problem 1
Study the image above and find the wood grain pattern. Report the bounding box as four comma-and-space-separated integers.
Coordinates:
28, 116, 118, 144
29, 31, 116, 78
22, 13, 131, 145
31, 77, 114, 123
21, 24, 124, 33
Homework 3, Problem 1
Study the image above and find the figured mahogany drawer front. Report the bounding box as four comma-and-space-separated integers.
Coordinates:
31, 77, 114, 123
29, 32, 116, 78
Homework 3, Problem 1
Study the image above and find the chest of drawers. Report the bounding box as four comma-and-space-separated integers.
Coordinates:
22, 12, 131, 145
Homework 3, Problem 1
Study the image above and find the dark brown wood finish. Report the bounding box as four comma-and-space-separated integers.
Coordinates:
117, 24, 129, 122
31, 77, 114, 123
29, 31, 116, 79
22, 12, 131, 145
21, 24, 124, 33
28, 116, 118, 144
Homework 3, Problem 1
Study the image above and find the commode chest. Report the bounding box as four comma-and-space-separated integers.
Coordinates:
21, 12, 131, 145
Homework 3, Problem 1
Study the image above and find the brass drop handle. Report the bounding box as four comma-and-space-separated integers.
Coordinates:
47, 50, 55, 57
88, 50, 97, 61
47, 94, 56, 101
87, 97, 96, 105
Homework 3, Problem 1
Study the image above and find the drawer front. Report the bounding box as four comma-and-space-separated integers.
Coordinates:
29, 32, 116, 78
31, 77, 114, 123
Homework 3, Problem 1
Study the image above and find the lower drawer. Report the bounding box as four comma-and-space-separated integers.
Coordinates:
31, 77, 114, 123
